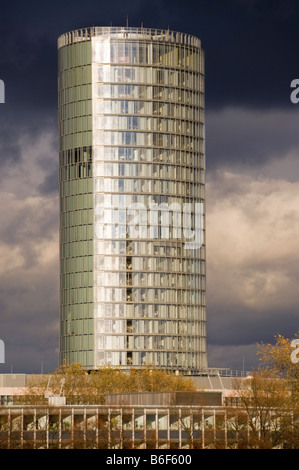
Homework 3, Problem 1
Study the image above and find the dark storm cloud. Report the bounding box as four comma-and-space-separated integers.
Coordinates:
207, 305, 298, 346
135, 0, 299, 109
0, 279, 59, 373
0, 0, 297, 178
0, 0, 297, 171
38, 169, 58, 195
0, 0, 298, 121
206, 303, 298, 369
0, 122, 21, 165
206, 108, 299, 169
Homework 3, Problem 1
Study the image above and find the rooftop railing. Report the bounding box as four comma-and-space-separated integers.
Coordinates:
58, 26, 201, 49
186, 368, 252, 378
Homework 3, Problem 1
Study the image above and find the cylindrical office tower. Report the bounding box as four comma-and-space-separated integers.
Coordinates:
58, 27, 207, 373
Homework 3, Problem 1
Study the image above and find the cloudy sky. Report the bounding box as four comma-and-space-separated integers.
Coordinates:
0, 0, 298, 374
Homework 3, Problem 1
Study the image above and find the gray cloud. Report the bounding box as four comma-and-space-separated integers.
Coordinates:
38, 170, 58, 195
0, 129, 59, 373
207, 343, 260, 372
206, 107, 299, 169
205, 163, 299, 368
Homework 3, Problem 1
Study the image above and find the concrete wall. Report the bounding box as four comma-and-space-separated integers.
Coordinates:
0, 374, 27, 387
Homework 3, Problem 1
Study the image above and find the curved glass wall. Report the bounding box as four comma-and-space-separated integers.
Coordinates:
58, 27, 207, 373
58, 40, 94, 367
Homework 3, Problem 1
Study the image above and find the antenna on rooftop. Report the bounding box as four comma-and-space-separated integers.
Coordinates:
126, 15, 129, 27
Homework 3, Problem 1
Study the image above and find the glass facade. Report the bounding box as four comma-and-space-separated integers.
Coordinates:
58, 39, 94, 367
58, 27, 207, 373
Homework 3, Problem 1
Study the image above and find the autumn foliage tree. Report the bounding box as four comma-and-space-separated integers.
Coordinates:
25, 363, 196, 405
257, 333, 299, 406
228, 333, 299, 448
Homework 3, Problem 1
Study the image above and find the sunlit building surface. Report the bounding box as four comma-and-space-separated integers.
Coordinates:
58, 27, 207, 372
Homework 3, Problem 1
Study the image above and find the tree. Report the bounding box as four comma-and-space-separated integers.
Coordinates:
228, 333, 299, 449
124, 366, 196, 393
25, 364, 196, 406
257, 333, 299, 406
25, 362, 97, 405
231, 370, 293, 448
